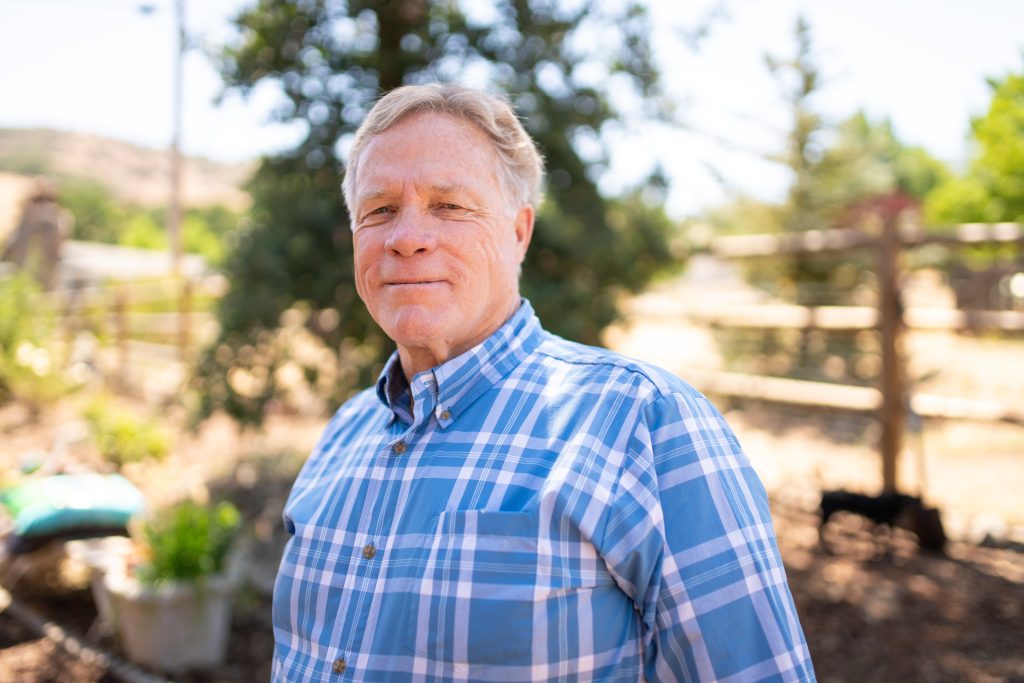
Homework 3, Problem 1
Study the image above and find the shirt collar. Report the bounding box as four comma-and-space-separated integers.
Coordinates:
374, 299, 544, 426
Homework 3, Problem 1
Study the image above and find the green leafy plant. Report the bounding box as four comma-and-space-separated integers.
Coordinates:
135, 500, 241, 585
83, 397, 170, 467
0, 272, 66, 415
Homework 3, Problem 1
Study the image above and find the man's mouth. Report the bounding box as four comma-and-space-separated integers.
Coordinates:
386, 279, 444, 286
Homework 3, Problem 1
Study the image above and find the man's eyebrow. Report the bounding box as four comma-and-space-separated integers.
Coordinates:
356, 183, 480, 209
429, 183, 483, 202
357, 187, 391, 205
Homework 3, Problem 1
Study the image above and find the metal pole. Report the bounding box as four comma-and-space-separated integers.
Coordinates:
168, 0, 184, 277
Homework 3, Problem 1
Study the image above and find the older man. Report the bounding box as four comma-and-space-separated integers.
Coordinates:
272, 84, 815, 682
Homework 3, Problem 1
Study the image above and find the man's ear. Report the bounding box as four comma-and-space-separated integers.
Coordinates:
513, 204, 535, 261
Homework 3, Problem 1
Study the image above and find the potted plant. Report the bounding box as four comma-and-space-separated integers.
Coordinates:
103, 499, 241, 672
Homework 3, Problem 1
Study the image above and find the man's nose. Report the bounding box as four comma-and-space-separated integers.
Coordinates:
384, 208, 437, 256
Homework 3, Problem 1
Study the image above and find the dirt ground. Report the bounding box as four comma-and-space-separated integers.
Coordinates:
1, 388, 1023, 683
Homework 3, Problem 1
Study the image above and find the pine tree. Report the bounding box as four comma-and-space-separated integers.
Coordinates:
192, 0, 676, 425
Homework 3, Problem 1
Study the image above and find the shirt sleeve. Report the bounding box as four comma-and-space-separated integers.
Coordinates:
599, 389, 816, 682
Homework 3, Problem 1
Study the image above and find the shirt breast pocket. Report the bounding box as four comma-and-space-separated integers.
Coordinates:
403, 509, 603, 669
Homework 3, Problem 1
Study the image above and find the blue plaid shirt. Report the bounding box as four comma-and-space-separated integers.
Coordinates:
272, 300, 815, 682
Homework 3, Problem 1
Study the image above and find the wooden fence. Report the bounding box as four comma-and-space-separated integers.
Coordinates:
21, 220, 1022, 490
42, 275, 227, 393
677, 216, 1024, 493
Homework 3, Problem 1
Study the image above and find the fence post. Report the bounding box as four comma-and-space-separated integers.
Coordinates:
114, 285, 129, 391
62, 281, 82, 367
877, 211, 905, 493
178, 277, 191, 365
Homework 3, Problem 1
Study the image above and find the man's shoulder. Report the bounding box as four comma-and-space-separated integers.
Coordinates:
532, 333, 704, 406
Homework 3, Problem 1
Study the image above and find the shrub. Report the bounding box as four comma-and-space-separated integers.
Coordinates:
0, 272, 65, 414
83, 397, 170, 467
135, 500, 241, 585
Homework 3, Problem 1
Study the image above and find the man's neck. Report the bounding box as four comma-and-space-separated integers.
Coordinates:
396, 299, 522, 380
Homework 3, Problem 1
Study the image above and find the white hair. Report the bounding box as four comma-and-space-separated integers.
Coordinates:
342, 83, 544, 228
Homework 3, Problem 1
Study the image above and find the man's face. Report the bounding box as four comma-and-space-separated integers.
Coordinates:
351, 112, 533, 376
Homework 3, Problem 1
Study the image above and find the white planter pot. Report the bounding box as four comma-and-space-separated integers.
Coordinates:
103, 568, 233, 672
64, 536, 137, 636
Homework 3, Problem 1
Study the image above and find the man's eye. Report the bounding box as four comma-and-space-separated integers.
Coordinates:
368, 206, 392, 216
438, 203, 464, 211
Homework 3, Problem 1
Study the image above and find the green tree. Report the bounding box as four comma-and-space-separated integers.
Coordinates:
922, 65, 1024, 307
121, 213, 166, 250
193, 0, 676, 425
61, 178, 126, 244
732, 16, 852, 309
817, 112, 949, 212
58, 177, 241, 265
730, 18, 947, 301
764, 16, 829, 238
709, 17, 949, 385
925, 65, 1024, 224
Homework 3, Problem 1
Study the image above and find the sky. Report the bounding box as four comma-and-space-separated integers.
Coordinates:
1, 0, 1022, 218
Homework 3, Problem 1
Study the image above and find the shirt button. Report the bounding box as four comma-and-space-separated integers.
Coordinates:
392, 440, 407, 454
332, 657, 346, 673
440, 409, 451, 420
362, 543, 376, 560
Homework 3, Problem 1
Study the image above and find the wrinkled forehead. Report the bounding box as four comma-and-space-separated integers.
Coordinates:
361, 111, 495, 158
354, 113, 503, 197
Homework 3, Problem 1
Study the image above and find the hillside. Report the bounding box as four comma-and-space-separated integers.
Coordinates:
0, 128, 255, 213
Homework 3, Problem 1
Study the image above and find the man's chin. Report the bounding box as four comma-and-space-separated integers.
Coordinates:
379, 309, 451, 346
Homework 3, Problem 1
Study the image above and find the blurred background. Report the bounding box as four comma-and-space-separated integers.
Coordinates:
0, 0, 1022, 681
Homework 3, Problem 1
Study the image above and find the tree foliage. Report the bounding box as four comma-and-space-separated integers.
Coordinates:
818, 112, 949, 213
707, 17, 949, 386
922, 64, 1024, 308
59, 178, 239, 265
717, 17, 947, 305
763, 16, 828, 237
925, 64, 1024, 224
193, 0, 677, 425
61, 178, 125, 244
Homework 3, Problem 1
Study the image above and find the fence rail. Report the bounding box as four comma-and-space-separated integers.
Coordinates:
58, 310, 219, 339
627, 301, 1024, 333
43, 274, 227, 308
680, 215, 1023, 493
44, 274, 226, 392
701, 221, 1024, 258
681, 369, 1024, 427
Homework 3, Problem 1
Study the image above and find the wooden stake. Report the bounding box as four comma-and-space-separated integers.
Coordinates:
115, 286, 129, 391
878, 212, 906, 493
178, 277, 191, 365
